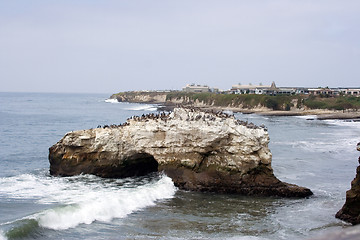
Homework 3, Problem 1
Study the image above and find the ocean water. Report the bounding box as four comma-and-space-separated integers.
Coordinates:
0, 92, 359, 240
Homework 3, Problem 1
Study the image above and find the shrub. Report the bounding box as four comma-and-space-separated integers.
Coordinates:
265, 98, 279, 110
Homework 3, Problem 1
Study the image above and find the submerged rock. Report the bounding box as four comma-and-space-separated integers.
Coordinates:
49, 108, 312, 197
336, 142, 360, 224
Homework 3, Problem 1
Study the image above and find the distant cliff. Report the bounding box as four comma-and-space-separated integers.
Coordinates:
110, 91, 360, 113
111, 91, 168, 104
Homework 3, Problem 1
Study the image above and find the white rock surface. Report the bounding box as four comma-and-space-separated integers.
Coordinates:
55, 108, 271, 174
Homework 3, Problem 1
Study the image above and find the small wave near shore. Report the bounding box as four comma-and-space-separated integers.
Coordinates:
105, 98, 159, 111
104, 98, 119, 103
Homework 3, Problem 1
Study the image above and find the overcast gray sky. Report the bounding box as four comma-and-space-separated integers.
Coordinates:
1, 0, 359, 93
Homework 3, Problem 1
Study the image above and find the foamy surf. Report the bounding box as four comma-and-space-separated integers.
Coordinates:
0, 172, 176, 235
294, 115, 318, 120
324, 119, 360, 128
272, 138, 357, 153
37, 175, 176, 230
0, 231, 6, 240
125, 104, 158, 111
104, 98, 119, 103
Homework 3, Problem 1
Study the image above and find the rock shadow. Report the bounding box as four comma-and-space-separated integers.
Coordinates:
120, 153, 159, 178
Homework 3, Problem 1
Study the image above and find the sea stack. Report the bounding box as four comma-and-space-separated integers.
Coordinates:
49, 108, 312, 197
336, 142, 360, 224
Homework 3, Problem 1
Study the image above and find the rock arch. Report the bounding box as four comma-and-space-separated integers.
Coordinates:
49, 108, 313, 197
118, 152, 158, 178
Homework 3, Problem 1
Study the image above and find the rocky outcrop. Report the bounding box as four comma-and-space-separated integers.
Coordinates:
49, 108, 312, 197
111, 92, 167, 104
335, 143, 360, 224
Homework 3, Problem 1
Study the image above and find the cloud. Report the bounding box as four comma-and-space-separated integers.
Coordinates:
1, 0, 359, 93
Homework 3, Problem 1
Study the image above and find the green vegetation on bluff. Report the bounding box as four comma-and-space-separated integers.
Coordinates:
303, 95, 360, 110
113, 91, 360, 111
165, 92, 295, 110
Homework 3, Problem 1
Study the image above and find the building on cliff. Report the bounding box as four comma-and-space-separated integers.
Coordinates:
231, 83, 271, 95
182, 84, 210, 93
231, 82, 360, 96
308, 88, 360, 96
231, 81, 283, 95
182, 84, 220, 93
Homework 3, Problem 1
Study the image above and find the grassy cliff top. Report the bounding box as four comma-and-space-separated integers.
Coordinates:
112, 91, 360, 111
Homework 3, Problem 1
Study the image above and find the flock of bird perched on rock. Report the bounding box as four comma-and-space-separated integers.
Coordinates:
94, 107, 267, 131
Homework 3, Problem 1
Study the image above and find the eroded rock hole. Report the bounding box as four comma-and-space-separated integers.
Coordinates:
120, 153, 158, 177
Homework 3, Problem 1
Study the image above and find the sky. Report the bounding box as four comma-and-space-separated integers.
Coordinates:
0, 0, 359, 93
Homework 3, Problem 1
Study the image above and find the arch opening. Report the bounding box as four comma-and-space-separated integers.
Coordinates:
120, 153, 159, 178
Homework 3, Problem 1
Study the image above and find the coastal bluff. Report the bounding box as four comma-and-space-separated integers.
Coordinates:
110, 91, 360, 119
49, 108, 312, 197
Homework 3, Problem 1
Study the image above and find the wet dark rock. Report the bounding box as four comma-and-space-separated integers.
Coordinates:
335, 143, 360, 224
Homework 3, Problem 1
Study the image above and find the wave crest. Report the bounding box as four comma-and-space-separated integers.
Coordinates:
104, 98, 119, 103
37, 174, 176, 230
1, 172, 176, 232
0, 231, 6, 240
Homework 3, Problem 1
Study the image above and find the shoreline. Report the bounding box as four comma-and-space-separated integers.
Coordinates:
111, 91, 360, 120
157, 104, 360, 120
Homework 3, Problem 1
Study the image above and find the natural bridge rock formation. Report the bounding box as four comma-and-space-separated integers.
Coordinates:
49, 108, 312, 197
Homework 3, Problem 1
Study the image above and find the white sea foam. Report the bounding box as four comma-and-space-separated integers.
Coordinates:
294, 115, 318, 120
272, 138, 357, 153
104, 99, 158, 111
0, 173, 177, 230
0, 173, 81, 203
125, 104, 158, 111
271, 117, 360, 153
324, 119, 360, 128
104, 98, 119, 103
0, 231, 6, 240
37, 175, 176, 230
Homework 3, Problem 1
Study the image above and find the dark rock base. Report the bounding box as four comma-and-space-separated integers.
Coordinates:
160, 164, 313, 198
49, 149, 159, 178
336, 160, 360, 225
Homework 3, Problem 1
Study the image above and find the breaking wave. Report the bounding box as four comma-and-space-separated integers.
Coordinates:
270, 117, 360, 154
294, 115, 317, 120
104, 98, 119, 103
104, 99, 158, 111
0, 231, 6, 240
125, 104, 158, 111
38, 175, 175, 230
324, 119, 360, 128
272, 138, 357, 154
0, 172, 176, 237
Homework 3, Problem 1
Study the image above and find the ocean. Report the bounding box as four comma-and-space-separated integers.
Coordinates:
0, 92, 359, 240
